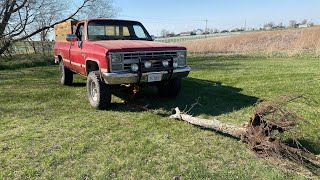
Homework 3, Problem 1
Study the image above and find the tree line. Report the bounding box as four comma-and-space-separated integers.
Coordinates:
159, 19, 316, 38
264, 19, 314, 29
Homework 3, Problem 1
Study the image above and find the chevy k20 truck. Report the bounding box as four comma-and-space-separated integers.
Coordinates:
53, 19, 191, 109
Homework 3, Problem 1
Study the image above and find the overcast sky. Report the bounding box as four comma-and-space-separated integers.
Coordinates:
115, 0, 320, 36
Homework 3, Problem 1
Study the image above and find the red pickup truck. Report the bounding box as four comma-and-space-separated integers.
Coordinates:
54, 19, 191, 109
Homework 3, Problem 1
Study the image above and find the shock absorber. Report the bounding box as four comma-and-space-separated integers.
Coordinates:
133, 85, 140, 94
129, 84, 140, 100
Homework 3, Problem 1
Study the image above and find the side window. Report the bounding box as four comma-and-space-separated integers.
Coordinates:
89, 25, 104, 35
104, 26, 130, 36
122, 27, 130, 36
105, 26, 118, 36
76, 24, 85, 41
133, 25, 147, 38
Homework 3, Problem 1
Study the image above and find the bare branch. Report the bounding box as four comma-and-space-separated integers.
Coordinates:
13, 0, 89, 42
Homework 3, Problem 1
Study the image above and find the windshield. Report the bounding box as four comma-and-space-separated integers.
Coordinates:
87, 20, 152, 41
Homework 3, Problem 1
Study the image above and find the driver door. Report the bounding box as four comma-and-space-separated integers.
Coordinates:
69, 23, 86, 75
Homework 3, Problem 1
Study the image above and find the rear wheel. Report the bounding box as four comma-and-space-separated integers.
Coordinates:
87, 71, 111, 110
157, 78, 182, 97
59, 60, 73, 85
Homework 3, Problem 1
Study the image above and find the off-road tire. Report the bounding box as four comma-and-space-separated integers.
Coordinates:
59, 60, 73, 85
157, 78, 182, 97
87, 71, 111, 110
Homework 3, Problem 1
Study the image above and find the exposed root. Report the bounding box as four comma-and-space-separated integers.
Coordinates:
243, 95, 320, 176
170, 95, 320, 177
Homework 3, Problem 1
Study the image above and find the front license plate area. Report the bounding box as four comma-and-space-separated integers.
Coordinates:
148, 73, 162, 82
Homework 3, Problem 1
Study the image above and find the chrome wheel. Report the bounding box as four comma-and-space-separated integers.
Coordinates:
89, 80, 98, 102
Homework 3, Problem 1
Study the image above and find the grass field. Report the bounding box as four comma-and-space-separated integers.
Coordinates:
0, 55, 319, 179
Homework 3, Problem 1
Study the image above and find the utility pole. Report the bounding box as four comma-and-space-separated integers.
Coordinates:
245, 19, 247, 31
205, 19, 208, 38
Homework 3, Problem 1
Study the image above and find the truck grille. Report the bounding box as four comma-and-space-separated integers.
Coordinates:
123, 51, 178, 60
122, 51, 178, 72
109, 50, 187, 73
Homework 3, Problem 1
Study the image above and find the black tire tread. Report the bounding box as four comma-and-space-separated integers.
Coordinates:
60, 61, 73, 85
87, 71, 111, 110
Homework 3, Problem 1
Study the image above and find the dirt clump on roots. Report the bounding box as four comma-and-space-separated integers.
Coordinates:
242, 95, 320, 176
170, 95, 320, 177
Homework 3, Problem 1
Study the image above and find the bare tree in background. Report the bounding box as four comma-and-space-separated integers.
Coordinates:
27, 17, 54, 54
0, 0, 87, 55
26, 1, 60, 54
289, 20, 297, 28
80, 0, 119, 18
301, 19, 308, 25
160, 29, 169, 37
278, 22, 283, 27
263, 22, 275, 29
0, 0, 118, 56
309, 21, 314, 27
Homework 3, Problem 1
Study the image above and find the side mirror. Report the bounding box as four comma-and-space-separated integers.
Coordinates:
151, 35, 155, 41
78, 41, 83, 48
66, 34, 77, 42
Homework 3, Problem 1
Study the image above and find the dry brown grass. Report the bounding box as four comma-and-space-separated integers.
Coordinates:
180, 27, 320, 56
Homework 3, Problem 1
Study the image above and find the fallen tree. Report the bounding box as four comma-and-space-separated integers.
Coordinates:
170, 95, 320, 177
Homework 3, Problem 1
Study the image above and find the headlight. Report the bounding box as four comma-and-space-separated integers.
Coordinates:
177, 51, 186, 59
131, 64, 139, 72
176, 51, 187, 67
173, 61, 178, 68
111, 54, 122, 63
162, 60, 169, 67
144, 61, 152, 68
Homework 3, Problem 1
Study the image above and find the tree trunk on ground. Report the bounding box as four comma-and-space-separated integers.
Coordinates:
170, 107, 246, 138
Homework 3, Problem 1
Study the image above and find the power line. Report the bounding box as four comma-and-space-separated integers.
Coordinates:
120, 15, 213, 23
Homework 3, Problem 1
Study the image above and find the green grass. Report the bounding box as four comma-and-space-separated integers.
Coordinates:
0, 55, 319, 179
0, 54, 54, 70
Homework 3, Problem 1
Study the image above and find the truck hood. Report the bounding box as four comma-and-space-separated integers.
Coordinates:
90, 40, 186, 52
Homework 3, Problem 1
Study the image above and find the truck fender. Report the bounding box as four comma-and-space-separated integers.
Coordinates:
85, 59, 101, 76
56, 55, 63, 63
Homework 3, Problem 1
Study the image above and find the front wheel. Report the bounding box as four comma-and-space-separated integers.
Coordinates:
87, 71, 111, 110
59, 60, 73, 85
157, 78, 182, 97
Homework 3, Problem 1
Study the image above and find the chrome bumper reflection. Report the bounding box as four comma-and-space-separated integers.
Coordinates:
103, 67, 191, 85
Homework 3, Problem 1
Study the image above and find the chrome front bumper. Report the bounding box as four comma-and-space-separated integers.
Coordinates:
103, 66, 191, 85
